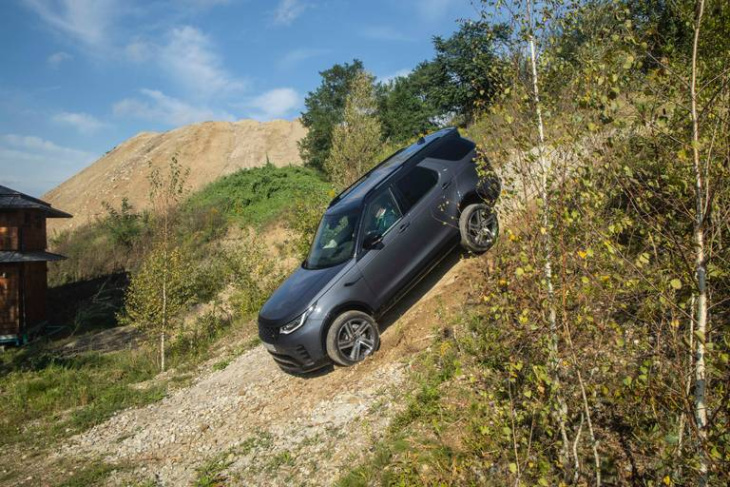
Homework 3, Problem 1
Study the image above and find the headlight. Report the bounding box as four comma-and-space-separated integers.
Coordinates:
280, 305, 315, 335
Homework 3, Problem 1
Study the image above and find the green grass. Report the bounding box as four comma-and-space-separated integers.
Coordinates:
182, 164, 331, 229
0, 347, 163, 449
193, 453, 233, 487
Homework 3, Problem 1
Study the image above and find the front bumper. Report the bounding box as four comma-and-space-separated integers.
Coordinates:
258, 318, 330, 374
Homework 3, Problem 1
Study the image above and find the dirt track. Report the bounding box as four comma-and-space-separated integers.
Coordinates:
42, 249, 483, 486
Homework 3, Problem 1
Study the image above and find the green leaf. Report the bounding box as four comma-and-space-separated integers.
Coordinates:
670, 279, 682, 290
508, 463, 518, 474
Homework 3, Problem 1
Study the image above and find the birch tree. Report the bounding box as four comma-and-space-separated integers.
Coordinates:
688, 1, 708, 483
123, 157, 191, 372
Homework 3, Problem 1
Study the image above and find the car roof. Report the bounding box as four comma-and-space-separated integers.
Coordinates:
325, 127, 464, 215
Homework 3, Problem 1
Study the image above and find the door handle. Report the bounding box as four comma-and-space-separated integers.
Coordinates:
441, 180, 451, 190
398, 221, 411, 233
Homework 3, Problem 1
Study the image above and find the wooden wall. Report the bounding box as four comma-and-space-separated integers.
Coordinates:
0, 210, 47, 251
0, 210, 51, 337
0, 263, 20, 336
23, 262, 47, 327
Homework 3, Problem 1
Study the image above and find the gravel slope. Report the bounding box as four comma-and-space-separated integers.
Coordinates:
45, 249, 478, 486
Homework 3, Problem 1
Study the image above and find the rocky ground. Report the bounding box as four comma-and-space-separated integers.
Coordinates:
28, 248, 483, 486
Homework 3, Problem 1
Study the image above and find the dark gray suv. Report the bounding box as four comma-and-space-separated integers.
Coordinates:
258, 128, 499, 373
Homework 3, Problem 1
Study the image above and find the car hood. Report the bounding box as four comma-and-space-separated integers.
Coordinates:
258, 261, 348, 327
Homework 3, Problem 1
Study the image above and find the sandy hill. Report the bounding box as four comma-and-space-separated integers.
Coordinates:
43, 119, 306, 234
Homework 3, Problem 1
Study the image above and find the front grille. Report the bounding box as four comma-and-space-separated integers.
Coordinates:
258, 322, 279, 342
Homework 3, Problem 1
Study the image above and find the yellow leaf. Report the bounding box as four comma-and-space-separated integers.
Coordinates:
577, 250, 588, 259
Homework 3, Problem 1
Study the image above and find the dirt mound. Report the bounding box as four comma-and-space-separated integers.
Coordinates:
42, 119, 306, 234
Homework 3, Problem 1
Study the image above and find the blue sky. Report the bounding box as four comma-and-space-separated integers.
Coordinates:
0, 0, 481, 197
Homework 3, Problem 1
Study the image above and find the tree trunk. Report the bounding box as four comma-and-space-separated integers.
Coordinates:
161, 269, 168, 373
689, 1, 708, 484
525, 0, 570, 471
160, 331, 166, 373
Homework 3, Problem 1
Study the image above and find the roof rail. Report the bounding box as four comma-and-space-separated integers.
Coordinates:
327, 127, 460, 209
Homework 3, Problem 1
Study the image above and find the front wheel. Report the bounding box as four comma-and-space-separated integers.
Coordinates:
459, 203, 499, 253
325, 311, 380, 366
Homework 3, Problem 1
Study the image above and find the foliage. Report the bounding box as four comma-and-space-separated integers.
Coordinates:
342, 0, 730, 484
223, 230, 288, 316
182, 164, 330, 232
286, 193, 331, 260
377, 69, 440, 143
100, 197, 143, 248
420, 19, 509, 123
121, 247, 195, 334
324, 71, 384, 188
299, 59, 366, 171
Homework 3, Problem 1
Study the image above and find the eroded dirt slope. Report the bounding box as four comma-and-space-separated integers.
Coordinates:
42, 119, 306, 234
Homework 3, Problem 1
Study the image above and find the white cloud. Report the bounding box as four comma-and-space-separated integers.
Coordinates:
415, 0, 459, 22
379, 68, 412, 84
125, 39, 155, 63
245, 88, 301, 120
277, 48, 329, 69
52, 111, 109, 134
0, 134, 97, 196
273, 0, 307, 26
161, 26, 246, 98
24, 0, 119, 46
361, 25, 414, 42
47, 51, 73, 68
113, 88, 235, 126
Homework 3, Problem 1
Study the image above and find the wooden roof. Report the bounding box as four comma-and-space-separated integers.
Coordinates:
0, 185, 72, 218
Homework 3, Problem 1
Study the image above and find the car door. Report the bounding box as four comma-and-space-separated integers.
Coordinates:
356, 187, 412, 310
392, 161, 455, 281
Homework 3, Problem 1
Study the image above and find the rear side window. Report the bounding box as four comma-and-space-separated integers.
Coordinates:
395, 166, 438, 212
428, 138, 475, 161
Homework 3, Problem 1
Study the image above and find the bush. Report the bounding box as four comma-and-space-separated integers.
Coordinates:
182, 164, 331, 228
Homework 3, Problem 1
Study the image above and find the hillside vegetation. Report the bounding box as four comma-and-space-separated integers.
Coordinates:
2, 0, 728, 485
0, 164, 330, 481
334, 0, 730, 485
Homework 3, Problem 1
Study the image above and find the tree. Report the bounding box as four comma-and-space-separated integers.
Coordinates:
123, 247, 193, 371
122, 157, 190, 372
378, 66, 440, 143
426, 20, 508, 123
324, 71, 383, 188
101, 197, 141, 248
299, 59, 365, 171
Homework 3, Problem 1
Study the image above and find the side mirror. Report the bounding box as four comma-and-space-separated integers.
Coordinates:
363, 232, 383, 250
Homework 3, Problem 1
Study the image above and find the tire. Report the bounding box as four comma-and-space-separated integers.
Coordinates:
459, 203, 499, 253
325, 310, 380, 366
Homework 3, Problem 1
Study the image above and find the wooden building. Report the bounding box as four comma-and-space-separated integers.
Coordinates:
0, 185, 71, 345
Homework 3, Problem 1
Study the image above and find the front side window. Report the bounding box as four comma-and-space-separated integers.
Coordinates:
305, 211, 359, 269
395, 166, 439, 212
363, 189, 402, 239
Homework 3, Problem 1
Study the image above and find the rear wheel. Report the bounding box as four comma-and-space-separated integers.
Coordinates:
459, 203, 499, 253
325, 310, 380, 366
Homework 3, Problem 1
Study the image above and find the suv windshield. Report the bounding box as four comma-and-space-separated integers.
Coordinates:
305, 211, 359, 269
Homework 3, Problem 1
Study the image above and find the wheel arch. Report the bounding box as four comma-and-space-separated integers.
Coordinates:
320, 302, 375, 352
458, 191, 486, 213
